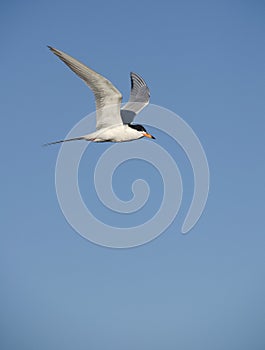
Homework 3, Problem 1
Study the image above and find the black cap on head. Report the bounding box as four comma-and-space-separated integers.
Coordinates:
128, 124, 147, 132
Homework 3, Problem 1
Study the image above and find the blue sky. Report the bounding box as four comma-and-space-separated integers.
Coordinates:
1, 0, 265, 349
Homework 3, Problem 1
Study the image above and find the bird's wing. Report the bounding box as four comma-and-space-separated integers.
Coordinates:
48, 46, 123, 130
120, 72, 150, 124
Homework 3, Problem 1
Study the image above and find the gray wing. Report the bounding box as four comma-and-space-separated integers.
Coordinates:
48, 46, 123, 130
121, 72, 150, 124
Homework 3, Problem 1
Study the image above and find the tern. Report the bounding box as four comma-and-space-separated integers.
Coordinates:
45, 46, 155, 145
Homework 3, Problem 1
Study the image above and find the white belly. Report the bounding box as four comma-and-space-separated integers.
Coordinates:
85, 125, 143, 142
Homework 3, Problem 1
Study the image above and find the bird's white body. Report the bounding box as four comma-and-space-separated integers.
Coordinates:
84, 124, 145, 142
46, 46, 154, 146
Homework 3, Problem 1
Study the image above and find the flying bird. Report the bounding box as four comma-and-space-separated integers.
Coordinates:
45, 46, 155, 145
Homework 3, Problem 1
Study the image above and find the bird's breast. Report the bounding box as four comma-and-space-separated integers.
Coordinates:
95, 125, 142, 142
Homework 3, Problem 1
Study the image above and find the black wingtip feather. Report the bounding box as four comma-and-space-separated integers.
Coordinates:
47, 46, 59, 55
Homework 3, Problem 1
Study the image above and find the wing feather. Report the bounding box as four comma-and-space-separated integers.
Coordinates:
121, 72, 150, 124
48, 46, 123, 129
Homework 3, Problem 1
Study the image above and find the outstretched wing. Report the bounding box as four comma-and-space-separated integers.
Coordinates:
121, 72, 150, 124
48, 46, 123, 130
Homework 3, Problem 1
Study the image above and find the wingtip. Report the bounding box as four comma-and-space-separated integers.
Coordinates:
47, 45, 57, 53
130, 72, 149, 90
130, 71, 137, 79
130, 71, 139, 77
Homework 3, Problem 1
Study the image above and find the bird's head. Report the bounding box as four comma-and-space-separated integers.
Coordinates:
128, 124, 155, 139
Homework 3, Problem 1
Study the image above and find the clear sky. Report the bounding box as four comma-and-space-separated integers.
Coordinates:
1, 0, 265, 349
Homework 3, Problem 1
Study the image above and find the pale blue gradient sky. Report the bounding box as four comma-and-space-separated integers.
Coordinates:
1, 1, 265, 349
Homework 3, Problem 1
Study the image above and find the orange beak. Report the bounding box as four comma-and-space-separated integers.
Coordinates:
143, 132, 155, 139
